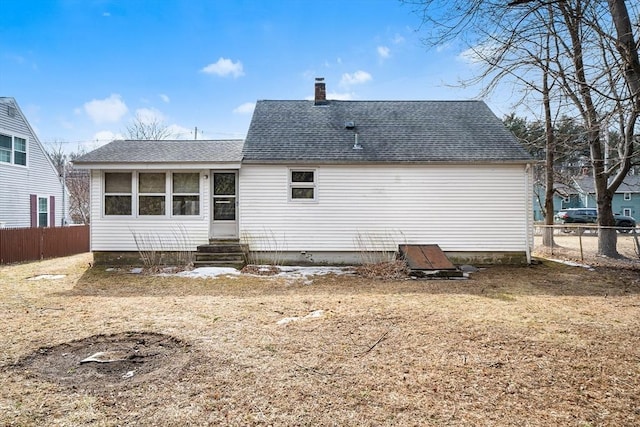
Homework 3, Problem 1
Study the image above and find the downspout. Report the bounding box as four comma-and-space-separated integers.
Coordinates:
525, 163, 532, 264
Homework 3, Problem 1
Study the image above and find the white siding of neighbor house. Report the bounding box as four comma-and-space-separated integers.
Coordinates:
239, 164, 533, 253
0, 99, 64, 228
89, 169, 211, 251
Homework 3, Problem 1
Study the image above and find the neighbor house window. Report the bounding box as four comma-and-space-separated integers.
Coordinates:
104, 172, 132, 215
172, 173, 200, 215
138, 172, 166, 215
624, 192, 631, 201
0, 133, 27, 166
290, 169, 316, 200
38, 197, 49, 227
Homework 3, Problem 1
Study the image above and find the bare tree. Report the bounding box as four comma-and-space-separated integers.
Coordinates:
407, 0, 640, 257
47, 143, 91, 224
125, 113, 172, 140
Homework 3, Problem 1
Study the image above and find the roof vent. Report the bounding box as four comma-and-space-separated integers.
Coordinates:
345, 121, 355, 129
353, 133, 363, 150
7, 105, 16, 118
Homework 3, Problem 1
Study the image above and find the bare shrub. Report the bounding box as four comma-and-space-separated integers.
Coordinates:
241, 229, 287, 265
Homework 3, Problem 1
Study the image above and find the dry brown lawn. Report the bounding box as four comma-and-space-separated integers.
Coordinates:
1, 252, 640, 426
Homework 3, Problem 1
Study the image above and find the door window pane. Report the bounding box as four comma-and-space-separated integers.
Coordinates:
214, 197, 235, 220
214, 173, 235, 195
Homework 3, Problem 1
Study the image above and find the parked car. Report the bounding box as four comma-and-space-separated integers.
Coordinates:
554, 208, 636, 233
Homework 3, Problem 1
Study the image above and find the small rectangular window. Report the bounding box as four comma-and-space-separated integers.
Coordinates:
38, 197, 49, 227
290, 169, 316, 201
105, 172, 132, 215
14, 137, 26, 166
173, 173, 200, 215
0, 133, 27, 165
138, 173, 166, 215
624, 192, 631, 201
0, 134, 11, 163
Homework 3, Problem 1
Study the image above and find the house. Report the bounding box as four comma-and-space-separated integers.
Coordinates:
0, 97, 65, 228
74, 79, 534, 265
572, 175, 640, 218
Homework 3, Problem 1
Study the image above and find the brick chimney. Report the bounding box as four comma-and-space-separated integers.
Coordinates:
314, 77, 327, 105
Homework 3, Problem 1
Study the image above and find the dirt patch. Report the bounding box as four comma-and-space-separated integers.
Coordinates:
13, 331, 192, 394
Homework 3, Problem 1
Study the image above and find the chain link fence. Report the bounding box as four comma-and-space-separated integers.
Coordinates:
532, 224, 640, 266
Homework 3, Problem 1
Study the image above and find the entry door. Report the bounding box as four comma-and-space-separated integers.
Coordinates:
211, 171, 238, 238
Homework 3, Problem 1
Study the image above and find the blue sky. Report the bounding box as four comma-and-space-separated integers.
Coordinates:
0, 0, 514, 154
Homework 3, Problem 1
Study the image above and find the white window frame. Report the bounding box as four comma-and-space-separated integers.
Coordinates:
623, 208, 632, 216
623, 192, 631, 201
0, 130, 28, 167
103, 172, 133, 216
289, 168, 317, 202
172, 172, 201, 216
102, 170, 203, 218
138, 172, 168, 216
37, 196, 49, 227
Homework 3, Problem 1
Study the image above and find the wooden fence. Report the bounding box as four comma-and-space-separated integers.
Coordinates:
0, 225, 89, 264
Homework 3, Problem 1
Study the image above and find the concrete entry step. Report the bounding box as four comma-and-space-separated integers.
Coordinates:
398, 244, 457, 271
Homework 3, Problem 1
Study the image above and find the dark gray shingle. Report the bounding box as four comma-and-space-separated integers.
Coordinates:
74, 139, 244, 164
243, 100, 531, 163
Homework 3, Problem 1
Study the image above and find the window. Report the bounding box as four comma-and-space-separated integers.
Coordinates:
290, 169, 316, 200
624, 192, 631, 201
139, 173, 166, 215
172, 173, 200, 215
104, 172, 132, 215
38, 197, 49, 227
0, 133, 27, 166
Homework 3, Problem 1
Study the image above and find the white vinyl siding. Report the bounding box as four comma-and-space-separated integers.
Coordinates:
89, 170, 210, 251
0, 98, 64, 228
239, 164, 532, 253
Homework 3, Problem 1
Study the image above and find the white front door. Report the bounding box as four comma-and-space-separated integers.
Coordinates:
211, 171, 238, 239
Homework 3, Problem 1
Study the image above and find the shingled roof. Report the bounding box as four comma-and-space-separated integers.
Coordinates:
243, 100, 531, 163
74, 139, 244, 165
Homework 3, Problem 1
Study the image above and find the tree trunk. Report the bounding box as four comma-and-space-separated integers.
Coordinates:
542, 31, 556, 247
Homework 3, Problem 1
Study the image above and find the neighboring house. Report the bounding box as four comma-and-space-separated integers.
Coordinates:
573, 175, 640, 218
0, 97, 65, 228
74, 79, 534, 265
532, 183, 581, 221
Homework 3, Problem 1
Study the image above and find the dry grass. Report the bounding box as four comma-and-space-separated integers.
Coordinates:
1, 253, 640, 426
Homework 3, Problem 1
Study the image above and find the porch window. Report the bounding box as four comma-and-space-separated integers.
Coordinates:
0, 133, 27, 166
38, 197, 49, 227
172, 173, 200, 215
138, 172, 166, 215
290, 169, 316, 201
104, 172, 132, 215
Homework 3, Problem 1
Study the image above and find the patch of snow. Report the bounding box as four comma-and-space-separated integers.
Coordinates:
27, 274, 66, 281
277, 309, 325, 325
173, 267, 241, 278
275, 266, 352, 279
129, 267, 144, 274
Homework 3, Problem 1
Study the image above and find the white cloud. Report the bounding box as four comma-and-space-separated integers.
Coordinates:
377, 46, 390, 59
458, 41, 501, 65
159, 94, 170, 103
233, 102, 255, 114
134, 107, 165, 124
167, 124, 193, 139
340, 71, 373, 86
393, 34, 405, 44
328, 91, 353, 100
201, 57, 245, 78
83, 94, 128, 124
